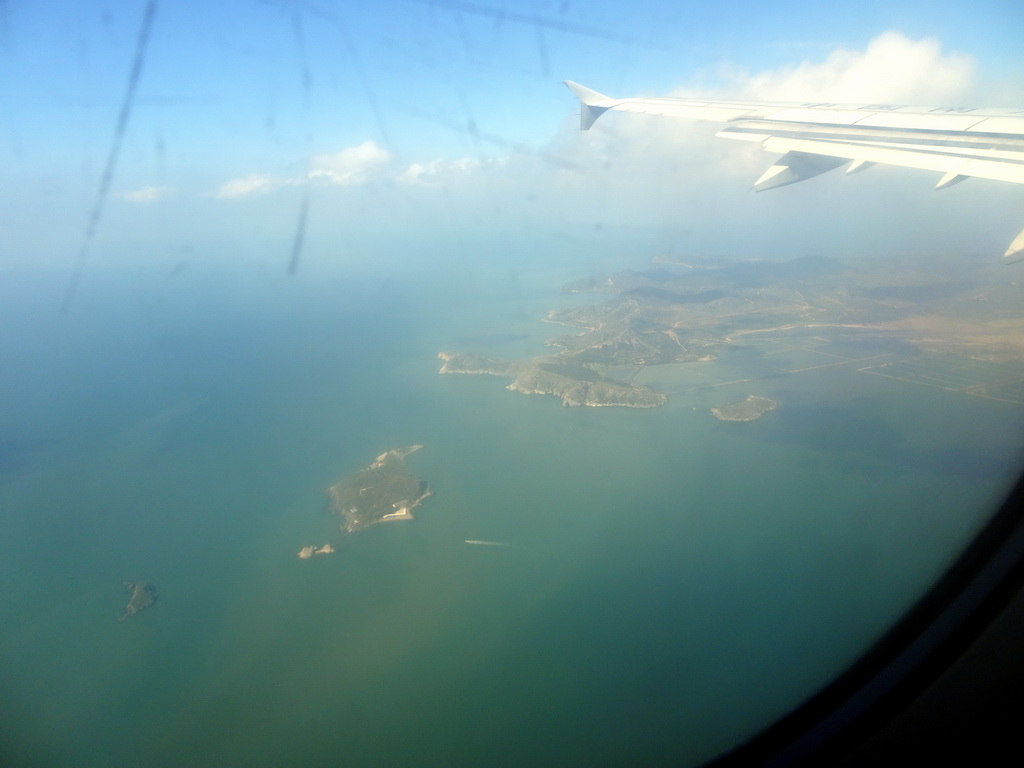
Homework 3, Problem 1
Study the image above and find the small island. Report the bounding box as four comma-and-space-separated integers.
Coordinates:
121, 581, 156, 620
711, 395, 777, 421
297, 543, 335, 559
327, 446, 432, 534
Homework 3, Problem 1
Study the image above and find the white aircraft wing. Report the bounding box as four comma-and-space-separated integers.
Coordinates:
564, 81, 1024, 263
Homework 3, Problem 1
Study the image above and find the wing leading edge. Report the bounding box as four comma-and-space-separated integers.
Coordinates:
564, 81, 1024, 263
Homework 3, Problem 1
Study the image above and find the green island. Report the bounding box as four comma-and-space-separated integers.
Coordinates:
712, 395, 777, 421
327, 446, 432, 534
439, 253, 1024, 410
121, 581, 156, 620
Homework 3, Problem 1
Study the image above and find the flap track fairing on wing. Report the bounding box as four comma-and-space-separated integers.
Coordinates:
753, 151, 849, 191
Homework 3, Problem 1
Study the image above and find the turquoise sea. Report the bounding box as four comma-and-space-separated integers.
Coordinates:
2, 244, 1022, 767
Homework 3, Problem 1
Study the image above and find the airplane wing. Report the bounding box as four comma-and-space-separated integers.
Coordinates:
564, 81, 1024, 263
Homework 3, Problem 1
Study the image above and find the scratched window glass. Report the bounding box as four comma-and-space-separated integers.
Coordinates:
3, 2, 1024, 766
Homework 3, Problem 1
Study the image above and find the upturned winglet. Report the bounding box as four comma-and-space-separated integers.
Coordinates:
564, 80, 614, 130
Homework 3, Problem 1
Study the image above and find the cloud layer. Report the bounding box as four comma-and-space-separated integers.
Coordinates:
714, 31, 976, 104
208, 31, 985, 203
117, 31, 1022, 270
308, 141, 394, 185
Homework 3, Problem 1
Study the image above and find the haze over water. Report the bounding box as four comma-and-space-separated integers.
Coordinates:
2, 238, 1022, 767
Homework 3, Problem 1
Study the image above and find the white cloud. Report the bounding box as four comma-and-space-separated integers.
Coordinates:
120, 185, 170, 203
214, 174, 284, 199
396, 157, 482, 186
308, 140, 394, 185
706, 31, 976, 104
212, 141, 397, 201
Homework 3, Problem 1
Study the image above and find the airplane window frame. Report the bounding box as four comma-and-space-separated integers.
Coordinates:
705, 469, 1024, 766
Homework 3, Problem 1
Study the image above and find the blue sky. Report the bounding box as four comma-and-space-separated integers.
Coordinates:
2, 0, 1023, 274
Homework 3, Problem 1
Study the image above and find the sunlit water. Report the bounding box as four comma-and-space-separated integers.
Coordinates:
1, 246, 1022, 767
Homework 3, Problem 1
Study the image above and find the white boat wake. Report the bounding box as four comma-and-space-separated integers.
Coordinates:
464, 539, 515, 548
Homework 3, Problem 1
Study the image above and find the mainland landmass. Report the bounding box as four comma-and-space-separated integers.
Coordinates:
712, 395, 777, 421
327, 446, 432, 534
439, 254, 1024, 409
121, 581, 156, 620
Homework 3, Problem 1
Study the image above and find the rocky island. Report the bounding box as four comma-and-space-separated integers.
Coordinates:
712, 395, 777, 421
438, 352, 666, 408
327, 446, 432, 534
121, 581, 156, 620
297, 543, 335, 559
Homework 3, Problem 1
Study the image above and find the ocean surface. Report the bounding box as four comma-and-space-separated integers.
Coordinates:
2, 245, 1023, 767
